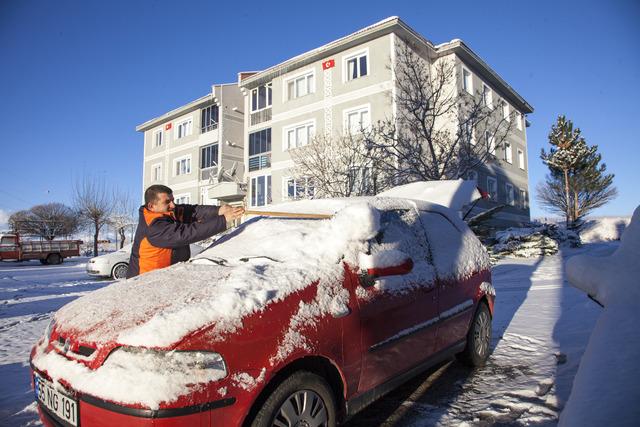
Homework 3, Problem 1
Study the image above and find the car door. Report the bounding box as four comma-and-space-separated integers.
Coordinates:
0, 235, 20, 260
357, 208, 439, 392
419, 211, 478, 352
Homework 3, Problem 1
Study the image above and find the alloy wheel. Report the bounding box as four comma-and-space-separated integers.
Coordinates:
473, 310, 491, 358
272, 389, 328, 427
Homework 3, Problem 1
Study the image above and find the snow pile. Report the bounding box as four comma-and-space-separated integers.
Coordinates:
377, 179, 480, 211
579, 216, 630, 243
490, 224, 580, 259
561, 205, 640, 426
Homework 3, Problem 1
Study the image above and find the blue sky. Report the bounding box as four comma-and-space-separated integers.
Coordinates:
1, 0, 638, 224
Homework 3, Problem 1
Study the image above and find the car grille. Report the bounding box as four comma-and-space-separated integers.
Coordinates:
56, 336, 96, 358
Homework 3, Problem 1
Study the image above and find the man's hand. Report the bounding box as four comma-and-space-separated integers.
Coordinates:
219, 205, 245, 222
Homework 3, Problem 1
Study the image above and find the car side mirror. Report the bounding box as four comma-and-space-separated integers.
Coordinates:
358, 251, 414, 288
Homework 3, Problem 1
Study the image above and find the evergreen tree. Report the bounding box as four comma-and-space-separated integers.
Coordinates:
538, 115, 616, 226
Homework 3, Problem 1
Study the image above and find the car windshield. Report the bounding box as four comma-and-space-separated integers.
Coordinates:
194, 216, 325, 263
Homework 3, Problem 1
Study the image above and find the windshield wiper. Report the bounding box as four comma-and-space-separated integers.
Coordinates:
239, 256, 282, 263
191, 256, 228, 266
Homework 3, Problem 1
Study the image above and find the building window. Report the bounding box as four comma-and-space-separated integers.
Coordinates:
153, 130, 163, 147
347, 166, 374, 195
285, 177, 315, 200
462, 68, 473, 94
251, 175, 271, 207
344, 106, 371, 134
518, 148, 525, 170
505, 183, 515, 206
285, 122, 314, 150
174, 156, 191, 176
176, 118, 193, 139
201, 143, 218, 170
504, 141, 513, 163
345, 50, 368, 81
249, 128, 271, 171
485, 130, 496, 155
286, 71, 315, 100
467, 170, 478, 183
487, 176, 497, 200
174, 193, 191, 204
152, 163, 162, 181
201, 105, 219, 133
482, 84, 492, 108
517, 112, 524, 131
502, 100, 510, 121
464, 121, 476, 145
251, 83, 272, 113
520, 188, 528, 209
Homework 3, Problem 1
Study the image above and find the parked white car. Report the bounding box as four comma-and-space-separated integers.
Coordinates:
86, 243, 205, 279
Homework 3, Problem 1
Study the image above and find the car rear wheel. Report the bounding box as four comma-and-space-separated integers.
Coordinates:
458, 302, 492, 367
46, 253, 62, 265
111, 263, 129, 280
251, 371, 336, 427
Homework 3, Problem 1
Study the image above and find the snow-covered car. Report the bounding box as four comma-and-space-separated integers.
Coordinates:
30, 184, 494, 427
85, 243, 204, 279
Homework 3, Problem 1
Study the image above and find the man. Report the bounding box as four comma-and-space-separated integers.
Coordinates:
126, 185, 244, 278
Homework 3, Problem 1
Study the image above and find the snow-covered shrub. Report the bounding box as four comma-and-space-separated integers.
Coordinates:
488, 223, 580, 259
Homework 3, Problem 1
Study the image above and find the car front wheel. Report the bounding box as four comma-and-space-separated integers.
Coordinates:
111, 263, 129, 280
458, 302, 492, 367
251, 371, 336, 427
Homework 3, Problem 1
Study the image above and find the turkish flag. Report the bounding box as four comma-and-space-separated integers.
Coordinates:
165, 123, 172, 131
322, 59, 335, 70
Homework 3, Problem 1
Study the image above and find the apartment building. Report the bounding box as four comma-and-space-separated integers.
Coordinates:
239, 16, 534, 226
136, 83, 245, 207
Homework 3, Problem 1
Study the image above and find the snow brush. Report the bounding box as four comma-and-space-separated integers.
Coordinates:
243, 210, 332, 219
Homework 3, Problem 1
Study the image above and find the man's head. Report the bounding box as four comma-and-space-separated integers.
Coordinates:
144, 185, 175, 213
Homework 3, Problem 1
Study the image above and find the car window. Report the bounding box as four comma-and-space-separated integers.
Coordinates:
367, 209, 436, 291
419, 211, 488, 281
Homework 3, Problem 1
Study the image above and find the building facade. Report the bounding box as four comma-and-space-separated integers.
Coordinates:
136, 84, 245, 207
238, 17, 534, 225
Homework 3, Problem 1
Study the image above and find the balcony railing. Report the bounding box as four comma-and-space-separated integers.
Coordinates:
200, 166, 218, 181
201, 122, 219, 134
248, 153, 271, 172
250, 108, 272, 126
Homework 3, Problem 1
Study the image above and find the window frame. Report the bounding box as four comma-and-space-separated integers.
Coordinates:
517, 148, 525, 170
153, 129, 163, 148
482, 83, 493, 108
283, 120, 315, 150
175, 117, 193, 139
505, 183, 515, 206
152, 162, 162, 182
283, 176, 315, 200
174, 193, 191, 204
462, 67, 473, 94
251, 83, 273, 113
173, 155, 192, 177
487, 176, 497, 200
517, 112, 524, 131
342, 48, 369, 82
248, 128, 272, 172
200, 104, 219, 133
504, 140, 513, 164
284, 69, 315, 101
200, 143, 219, 170
502, 100, 510, 121
250, 174, 272, 207
519, 188, 528, 209
343, 104, 371, 134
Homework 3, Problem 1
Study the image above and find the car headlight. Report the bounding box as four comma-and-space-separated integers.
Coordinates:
105, 347, 227, 382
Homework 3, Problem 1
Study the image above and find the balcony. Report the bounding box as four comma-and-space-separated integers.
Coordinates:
250, 108, 272, 126
208, 182, 246, 201
200, 166, 219, 182
248, 153, 271, 172
201, 122, 218, 134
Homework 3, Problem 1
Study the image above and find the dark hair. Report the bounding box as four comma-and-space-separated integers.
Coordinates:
144, 185, 173, 207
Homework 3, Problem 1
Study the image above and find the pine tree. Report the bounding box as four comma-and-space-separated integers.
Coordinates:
538, 115, 617, 226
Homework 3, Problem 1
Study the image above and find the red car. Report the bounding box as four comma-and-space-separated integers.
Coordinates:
30, 196, 494, 427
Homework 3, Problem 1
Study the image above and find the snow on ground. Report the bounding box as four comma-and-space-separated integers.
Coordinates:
0, 257, 112, 426
579, 216, 630, 243
0, 244, 614, 426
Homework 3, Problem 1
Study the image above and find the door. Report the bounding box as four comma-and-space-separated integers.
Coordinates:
419, 212, 477, 352
0, 235, 20, 260
357, 209, 439, 392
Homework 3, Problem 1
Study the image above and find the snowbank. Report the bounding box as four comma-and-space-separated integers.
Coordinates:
489, 224, 579, 259
579, 216, 630, 243
561, 206, 640, 426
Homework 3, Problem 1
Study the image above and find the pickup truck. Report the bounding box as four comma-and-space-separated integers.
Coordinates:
0, 233, 81, 265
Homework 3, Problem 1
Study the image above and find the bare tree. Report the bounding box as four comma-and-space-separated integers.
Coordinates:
73, 174, 113, 256
109, 189, 137, 249
290, 132, 380, 197
8, 203, 79, 240
367, 42, 514, 185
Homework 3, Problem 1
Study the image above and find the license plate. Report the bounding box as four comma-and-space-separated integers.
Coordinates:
34, 373, 79, 426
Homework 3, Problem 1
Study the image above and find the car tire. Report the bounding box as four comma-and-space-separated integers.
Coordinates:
46, 253, 62, 265
458, 302, 492, 367
111, 263, 129, 280
40, 259, 48, 265
251, 371, 337, 427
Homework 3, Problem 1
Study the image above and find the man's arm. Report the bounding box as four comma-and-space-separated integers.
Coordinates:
146, 216, 227, 248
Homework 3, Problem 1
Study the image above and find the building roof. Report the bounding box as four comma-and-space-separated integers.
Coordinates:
239, 16, 533, 114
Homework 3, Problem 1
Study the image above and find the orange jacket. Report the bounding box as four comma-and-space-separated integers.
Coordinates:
127, 204, 226, 278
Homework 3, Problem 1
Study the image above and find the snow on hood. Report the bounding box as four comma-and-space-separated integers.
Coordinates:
377, 179, 481, 211
52, 203, 380, 348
